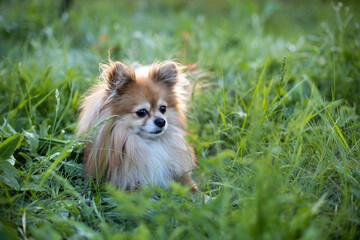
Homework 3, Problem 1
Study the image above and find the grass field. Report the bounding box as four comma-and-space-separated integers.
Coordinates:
1, 0, 360, 239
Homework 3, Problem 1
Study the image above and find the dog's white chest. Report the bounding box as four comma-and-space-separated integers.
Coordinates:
111, 134, 192, 190
134, 140, 179, 183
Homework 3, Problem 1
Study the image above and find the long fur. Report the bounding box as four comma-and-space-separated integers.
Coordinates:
77, 60, 198, 191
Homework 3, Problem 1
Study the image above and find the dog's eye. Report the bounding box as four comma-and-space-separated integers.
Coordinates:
159, 106, 166, 114
136, 109, 148, 118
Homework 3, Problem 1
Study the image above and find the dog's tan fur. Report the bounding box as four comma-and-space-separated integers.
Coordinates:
77, 60, 199, 192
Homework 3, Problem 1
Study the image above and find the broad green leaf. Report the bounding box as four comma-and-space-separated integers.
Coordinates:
0, 161, 19, 179
0, 161, 20, 190
0, 133, 23, 162
0, 221, 18, 240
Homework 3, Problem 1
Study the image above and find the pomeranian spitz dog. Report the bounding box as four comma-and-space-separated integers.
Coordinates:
77, 60, 199, 193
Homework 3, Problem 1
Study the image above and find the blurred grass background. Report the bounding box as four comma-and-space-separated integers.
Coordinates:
0, 0, 359, 239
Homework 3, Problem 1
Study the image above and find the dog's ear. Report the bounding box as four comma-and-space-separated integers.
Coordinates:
101, 61, 135, 91
149, 61, 178, 87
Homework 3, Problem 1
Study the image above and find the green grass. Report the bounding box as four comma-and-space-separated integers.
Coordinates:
1, 0, 360, 239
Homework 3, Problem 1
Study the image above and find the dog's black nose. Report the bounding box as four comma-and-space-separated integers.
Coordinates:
154, 118, 166, 128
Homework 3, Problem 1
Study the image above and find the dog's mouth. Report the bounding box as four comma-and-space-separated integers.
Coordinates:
150, 129, 163, 135
138, 128, 164, 137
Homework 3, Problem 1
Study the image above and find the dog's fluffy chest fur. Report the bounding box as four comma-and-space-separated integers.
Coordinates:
110, 129, 194, 190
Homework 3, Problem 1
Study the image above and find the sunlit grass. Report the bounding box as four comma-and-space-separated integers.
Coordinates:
0, 0, 359, 239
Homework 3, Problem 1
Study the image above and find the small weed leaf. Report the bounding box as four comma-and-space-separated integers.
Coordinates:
22, 130, 39, 153
0, 133, 23, 162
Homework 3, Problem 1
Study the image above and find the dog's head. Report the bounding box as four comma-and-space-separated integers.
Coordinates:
101, 60, 188, 138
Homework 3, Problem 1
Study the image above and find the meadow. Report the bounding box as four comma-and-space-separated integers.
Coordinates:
0, 0, 359, 239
